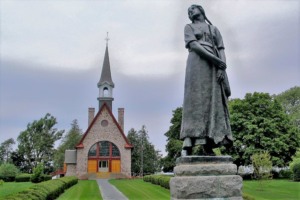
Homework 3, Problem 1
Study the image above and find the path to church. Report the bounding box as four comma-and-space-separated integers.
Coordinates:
97, 179, 128, 200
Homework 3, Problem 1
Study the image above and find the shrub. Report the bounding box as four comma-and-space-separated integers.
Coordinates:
279, 169, 292, 179
15, 174, 31, 182
31, 163, 44, 183
4, 176, 78, 200
42, 175, 52, 181
0, 179, 4, 186
271, 170, 279, 179
240, 173, 253, 180
290, 158, 300, 181
292, 162, 300, 181
143, 175, 171, 189
0, 163, 19, 182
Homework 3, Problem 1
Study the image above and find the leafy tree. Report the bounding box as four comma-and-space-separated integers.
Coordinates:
30, 163, 44, 183
0, 163, 19, 177
53, 119, 82, 170
227, 92, 300, 168
10, 150, 29, 172
251, 151, 272, 190
0, 138, 15, 164
275, 86, 300, 129
161, 107, 182, 172
17, 113, 64, 173
127, 126, 161, 176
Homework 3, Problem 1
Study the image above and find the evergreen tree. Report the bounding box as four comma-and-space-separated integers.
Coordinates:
127, 126, 161, 176
53, 119, 82, 170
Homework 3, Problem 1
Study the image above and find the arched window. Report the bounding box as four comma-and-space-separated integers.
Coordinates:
88, 141, 120, 158
103, 87, 109, 97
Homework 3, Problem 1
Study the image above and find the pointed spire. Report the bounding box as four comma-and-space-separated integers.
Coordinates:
98, 34, 114, 87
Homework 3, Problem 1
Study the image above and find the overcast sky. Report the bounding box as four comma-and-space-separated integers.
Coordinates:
0, 0, 299, 156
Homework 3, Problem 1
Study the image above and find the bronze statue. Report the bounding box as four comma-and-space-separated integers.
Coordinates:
181, 5, 233, 156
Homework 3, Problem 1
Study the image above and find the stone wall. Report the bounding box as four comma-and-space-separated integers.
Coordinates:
65, 164, 76, 177
76, 106, 131, 178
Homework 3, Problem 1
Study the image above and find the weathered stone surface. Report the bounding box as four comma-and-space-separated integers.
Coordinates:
176, 156, 233, 165
170, 175, 242, 200
174, 163, 237, 176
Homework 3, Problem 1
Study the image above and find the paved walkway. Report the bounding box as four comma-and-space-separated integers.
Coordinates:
97, 179, 128, 200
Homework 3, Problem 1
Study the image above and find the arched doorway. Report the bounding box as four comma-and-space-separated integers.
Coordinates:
87, 141, 121, 173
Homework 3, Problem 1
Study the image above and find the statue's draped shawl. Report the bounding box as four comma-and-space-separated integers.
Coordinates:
180, 23, 233, 145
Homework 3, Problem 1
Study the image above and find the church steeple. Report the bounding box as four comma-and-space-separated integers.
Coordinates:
97, 33, 114, 111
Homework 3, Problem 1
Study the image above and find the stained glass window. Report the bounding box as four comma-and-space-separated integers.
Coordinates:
88, 144, 97, 156
88, 141, 120, 158
112, 143, 120, 157
99, 141, 110, 156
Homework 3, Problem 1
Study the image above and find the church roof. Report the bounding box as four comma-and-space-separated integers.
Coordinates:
76, 103, 133, 149
98, 45, 114, 87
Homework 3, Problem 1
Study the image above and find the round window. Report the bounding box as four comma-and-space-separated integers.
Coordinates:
101, 120, 108, 127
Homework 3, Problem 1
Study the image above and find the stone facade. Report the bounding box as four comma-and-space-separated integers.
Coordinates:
65, 104, 132, 179
74, 105, 131, 178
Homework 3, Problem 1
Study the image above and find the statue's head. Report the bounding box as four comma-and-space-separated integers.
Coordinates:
188, 4, 206, 22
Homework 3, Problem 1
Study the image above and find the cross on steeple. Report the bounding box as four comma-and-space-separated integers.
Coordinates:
105, 32, 110, 46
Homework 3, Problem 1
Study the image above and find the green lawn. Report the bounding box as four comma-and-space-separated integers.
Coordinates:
243, 179, 300, 200
57, 180, 102, 200
0, 182, 34, 198
110, 179, 170, 200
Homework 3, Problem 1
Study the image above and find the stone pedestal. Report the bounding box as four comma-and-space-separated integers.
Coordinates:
170, 156, 243, 200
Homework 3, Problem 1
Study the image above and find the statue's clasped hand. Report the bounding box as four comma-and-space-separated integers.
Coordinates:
217, 69, 225, 83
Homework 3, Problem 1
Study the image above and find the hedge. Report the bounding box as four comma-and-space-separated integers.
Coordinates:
0, 175, 15, 182
2, 176, 78, 200
143, 175, 171, 189
15, 174, 31, 182
15, 174, 53, 183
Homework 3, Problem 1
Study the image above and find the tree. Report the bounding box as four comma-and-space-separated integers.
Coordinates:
10, 150, 29, 172
53, 119, 82, 170
17, 113, 64, 173
0, 163, 19, 181
251, 151, 272, 190
30, 163, 44, 183
226, 92, 300, 168
127, 126, 161, 176
275, 86, 300, 129
0, 138, 15, 164
161, 107, 183, 172
252, 152, 272, 179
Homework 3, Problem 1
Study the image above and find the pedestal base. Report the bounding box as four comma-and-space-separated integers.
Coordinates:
170, 156, 243, 200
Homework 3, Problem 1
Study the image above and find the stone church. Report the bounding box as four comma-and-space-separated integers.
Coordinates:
64, 42, 133, 179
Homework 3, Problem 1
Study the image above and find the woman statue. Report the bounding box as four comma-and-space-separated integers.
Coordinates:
181, 5, 233, 156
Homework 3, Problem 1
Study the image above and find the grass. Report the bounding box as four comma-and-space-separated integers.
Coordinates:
243, 179, 300, 200
110, 178, 170, 200
57, 180, 102, 200
0, 182, 34, 198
